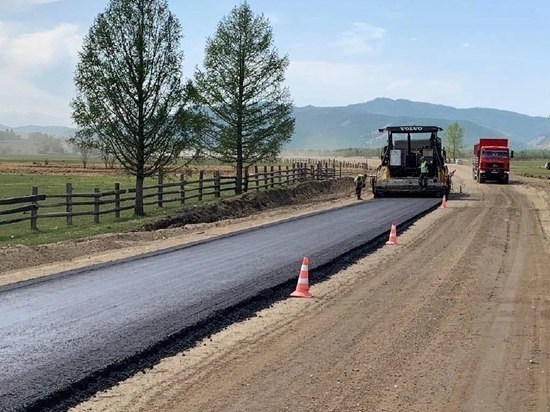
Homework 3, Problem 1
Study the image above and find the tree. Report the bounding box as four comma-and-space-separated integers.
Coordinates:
193, 2, 295, 194
68, 133, 97, 168
444, 122, 464, 163
72, 0, 194, 215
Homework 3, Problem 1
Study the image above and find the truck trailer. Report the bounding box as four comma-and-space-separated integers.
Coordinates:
472, 138, 512, 184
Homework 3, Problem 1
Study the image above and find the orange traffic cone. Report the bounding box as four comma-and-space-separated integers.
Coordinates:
290, 257, 313, 298
386, 221, 398, 245
440, 195, 447, 208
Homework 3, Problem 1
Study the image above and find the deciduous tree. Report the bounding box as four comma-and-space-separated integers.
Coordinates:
68, 133, 96, 169
444, 122, 464, 163
72, 0, 194, 215
193, 3, 295, 194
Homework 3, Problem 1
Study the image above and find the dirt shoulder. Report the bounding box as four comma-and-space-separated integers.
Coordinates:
73, 165, 550, 412
0, 178, 358, 287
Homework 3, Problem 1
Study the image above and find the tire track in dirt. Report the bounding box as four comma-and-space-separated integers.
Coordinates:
73, 168, 550, 412
341, 185, 514, 411
450, 185, 550, 411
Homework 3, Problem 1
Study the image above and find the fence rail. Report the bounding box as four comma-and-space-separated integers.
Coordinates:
0, 161, 353, 230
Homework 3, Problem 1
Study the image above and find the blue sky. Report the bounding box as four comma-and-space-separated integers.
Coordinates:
0, 0, 549, 126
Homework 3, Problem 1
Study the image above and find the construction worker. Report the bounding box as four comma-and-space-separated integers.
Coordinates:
418, 156, 428, 190
354, 173, 367, 200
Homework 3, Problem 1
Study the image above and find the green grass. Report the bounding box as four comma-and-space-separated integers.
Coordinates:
511, 160, 550, 179
0, 171, 236, 246
0, 157, 327, 246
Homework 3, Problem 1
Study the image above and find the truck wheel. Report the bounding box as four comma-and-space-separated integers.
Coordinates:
477, 171, 484, 183
501, 176, 509, 184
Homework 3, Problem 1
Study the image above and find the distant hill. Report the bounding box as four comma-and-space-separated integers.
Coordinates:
1, 98, 549, 150
0, 124, 75, 138
14, 125, 75, 138
290, 98, 550, 149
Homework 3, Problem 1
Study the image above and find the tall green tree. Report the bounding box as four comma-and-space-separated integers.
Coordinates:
193, 2, 295, 194
72, 0, 194, 216
444, 122, 464, 163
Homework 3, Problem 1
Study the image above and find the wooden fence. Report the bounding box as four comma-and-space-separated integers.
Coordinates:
0, 162, 341, 230
281, 157, 367, 170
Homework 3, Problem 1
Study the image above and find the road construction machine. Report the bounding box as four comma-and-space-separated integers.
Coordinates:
371, 126, 451, 197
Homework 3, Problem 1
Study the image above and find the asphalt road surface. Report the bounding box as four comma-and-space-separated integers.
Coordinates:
0, 197, 439, 411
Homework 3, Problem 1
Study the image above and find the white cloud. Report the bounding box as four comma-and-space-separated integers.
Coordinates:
0, 69, 71, 125
332, 23, 385, 55
287, 60, 392, 106
462, 42, 471, 48
0, 23, 81, 71
287, 60, 464, 108
0, 22, 82, 126
0, 0, 59, 13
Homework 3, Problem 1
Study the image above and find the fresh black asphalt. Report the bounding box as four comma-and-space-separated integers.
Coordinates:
0, 198, 440, 411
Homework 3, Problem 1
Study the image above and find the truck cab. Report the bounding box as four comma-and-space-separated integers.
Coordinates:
472, 138, 512, 184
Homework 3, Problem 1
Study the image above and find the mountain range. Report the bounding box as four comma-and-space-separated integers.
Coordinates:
2, 98, 550, 150
290, 98, 550, 150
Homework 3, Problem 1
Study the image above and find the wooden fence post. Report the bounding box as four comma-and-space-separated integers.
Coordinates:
93, 187, 100, 224
278, 165, 282, 185
180, 173, 186, 204
286, 165, 290, 185
31, 186, 38, 230
339, 161, 342, 178
114, 183, 121, 218
310, 164, 315, 180
243, 166, 249, 193
264, 165, 268, 189
198, 170, 204, 201
157, 169, 164, 208
254, 166, 259, 191
66, 182, 73, 226
270, 165, 275, 188
214, 171, 221, 198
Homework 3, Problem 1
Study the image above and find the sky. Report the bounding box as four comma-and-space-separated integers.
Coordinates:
1, 0, 549, 127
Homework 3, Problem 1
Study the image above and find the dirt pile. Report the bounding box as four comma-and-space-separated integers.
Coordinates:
142, 178, 353, 230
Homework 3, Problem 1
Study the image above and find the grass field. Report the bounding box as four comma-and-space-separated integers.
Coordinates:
0, 155, 356, 247
511, 159, 550, 179
0, 168, 236, 246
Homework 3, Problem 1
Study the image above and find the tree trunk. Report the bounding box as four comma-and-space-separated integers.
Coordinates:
235, 115, 244, 194
235, 158, 243, 195
135, 175, 145, 216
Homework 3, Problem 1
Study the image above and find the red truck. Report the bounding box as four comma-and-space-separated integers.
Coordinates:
472, 138, 513, 184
